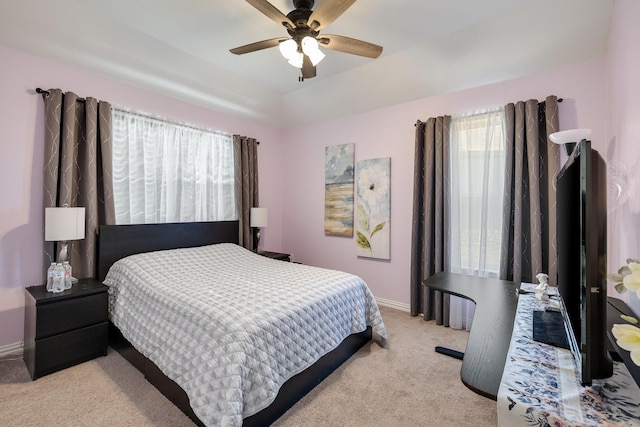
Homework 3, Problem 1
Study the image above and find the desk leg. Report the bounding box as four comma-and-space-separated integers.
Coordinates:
435, 346, 464, 360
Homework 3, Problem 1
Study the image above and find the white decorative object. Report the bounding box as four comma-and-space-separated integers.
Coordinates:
608, 258, 640, 367
608, 258, 640, 297
535, 273, 549, 289
534, 272, 549, 301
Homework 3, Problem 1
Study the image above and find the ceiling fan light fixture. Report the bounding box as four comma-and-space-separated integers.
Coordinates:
279, 38, 298, 60
301, 36, 325, 66
287, 51, 304, 68
231, 0, 384, 79
307, 48, 325, 66
301, 36, 319, 55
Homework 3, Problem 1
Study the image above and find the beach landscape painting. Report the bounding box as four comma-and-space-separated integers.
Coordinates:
325, 144, 355, 236
356, 157, 391, 259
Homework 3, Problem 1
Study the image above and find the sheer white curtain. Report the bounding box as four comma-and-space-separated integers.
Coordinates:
112, 108, 237, 224
448, 107, 506, 330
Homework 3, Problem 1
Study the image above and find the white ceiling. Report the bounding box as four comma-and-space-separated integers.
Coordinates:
0, 0, 613, 128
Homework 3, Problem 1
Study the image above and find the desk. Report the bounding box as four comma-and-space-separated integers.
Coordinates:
425, 273, 640, 424
423, 272, 519, 400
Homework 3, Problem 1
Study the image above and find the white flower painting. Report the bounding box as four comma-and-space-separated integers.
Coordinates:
356, 158, 391, 259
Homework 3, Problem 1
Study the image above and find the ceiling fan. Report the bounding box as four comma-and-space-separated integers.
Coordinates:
230, 0, 383, 80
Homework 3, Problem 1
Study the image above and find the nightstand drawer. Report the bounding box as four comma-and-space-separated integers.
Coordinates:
31, 322, 108, 379
36, 292, 108, 339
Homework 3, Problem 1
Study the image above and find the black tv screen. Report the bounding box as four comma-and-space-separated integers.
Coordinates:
556, 139, 612, 385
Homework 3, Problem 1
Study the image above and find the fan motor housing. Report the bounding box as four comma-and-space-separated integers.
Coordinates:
293, 0, 314, 10
287, 8, 313, 28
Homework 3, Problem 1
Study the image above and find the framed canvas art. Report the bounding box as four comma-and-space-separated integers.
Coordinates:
324, 144, 355, 236
356, 157, 391, 259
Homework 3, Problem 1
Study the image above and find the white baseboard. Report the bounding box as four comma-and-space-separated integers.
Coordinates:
375, 297, 410, 313
0, 341, 23, 359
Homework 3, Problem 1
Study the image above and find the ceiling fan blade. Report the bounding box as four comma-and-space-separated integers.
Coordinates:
301, 55, 316, 79
230, 37, 287, 55
307, 0, 356, 31
319, 34, 383, 59
245, 0, 295, 29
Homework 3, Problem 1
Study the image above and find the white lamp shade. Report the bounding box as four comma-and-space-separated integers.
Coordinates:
307, 49, 325, 66
301, 36, 325, 66
287, 52, 304, 68
45, 207, 85, 241
301, 36, 319, 55
250, 208, 268, 228
279, 39, 298, 60
549, 129, 592, 144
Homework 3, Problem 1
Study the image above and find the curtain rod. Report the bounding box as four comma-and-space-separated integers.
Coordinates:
112, 106, 239, 140
415, 96, 563, 126
36, 88, 258, 145
35, 87, 85, 102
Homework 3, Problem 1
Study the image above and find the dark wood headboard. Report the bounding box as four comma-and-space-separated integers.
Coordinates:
97, 221, 239, 282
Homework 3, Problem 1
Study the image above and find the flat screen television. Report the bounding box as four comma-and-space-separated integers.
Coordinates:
556, 138, 613, 386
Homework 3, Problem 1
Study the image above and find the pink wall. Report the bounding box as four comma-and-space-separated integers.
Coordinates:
0, 44, 285, 348
605, 0, 640, 314
281, 60, 607, 307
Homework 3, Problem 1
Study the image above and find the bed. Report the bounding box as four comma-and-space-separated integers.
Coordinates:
97, 221, 387, 426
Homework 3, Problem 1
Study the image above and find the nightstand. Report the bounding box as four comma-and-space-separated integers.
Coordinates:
23, 278, 109, 380
260, 251, 291, 262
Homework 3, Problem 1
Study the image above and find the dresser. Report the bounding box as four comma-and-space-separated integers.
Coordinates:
23, 278, 109, 380
497, 283, 640, 426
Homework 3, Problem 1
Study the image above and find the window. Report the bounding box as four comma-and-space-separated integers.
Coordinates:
112, 108, 237, 224
449, 108, 506, 277
447, 108, 505, 330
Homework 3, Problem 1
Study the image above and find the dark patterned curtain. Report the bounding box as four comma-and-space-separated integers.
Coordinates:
410, 116, 452, 323
42, 89, 115, 280
500, 96, 560, 284
233, 135, 260, 250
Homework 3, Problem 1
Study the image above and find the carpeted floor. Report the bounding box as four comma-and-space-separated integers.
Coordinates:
0, 306, 497, 426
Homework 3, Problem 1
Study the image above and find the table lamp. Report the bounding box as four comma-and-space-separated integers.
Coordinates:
250, 207, 268, 253
45, 206, 85, 275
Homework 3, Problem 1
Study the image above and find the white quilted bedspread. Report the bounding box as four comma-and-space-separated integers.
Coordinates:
104, 243, 387, 427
